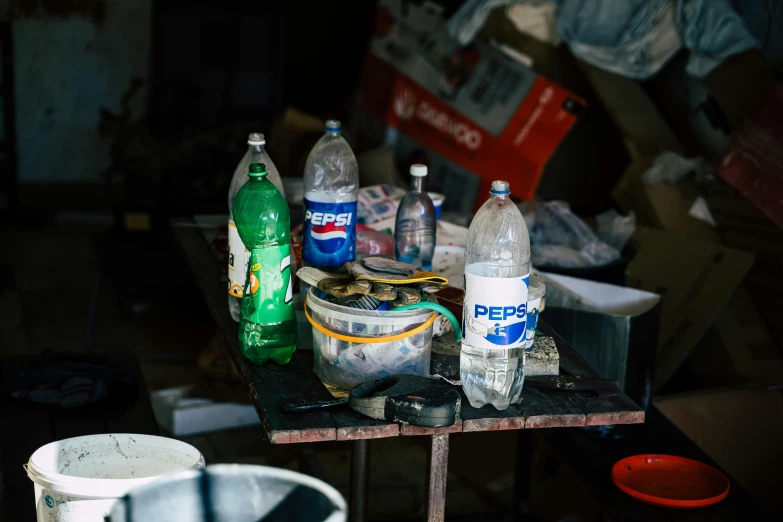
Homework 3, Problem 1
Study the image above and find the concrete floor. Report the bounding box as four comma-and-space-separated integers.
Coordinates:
0, 220, 523, 520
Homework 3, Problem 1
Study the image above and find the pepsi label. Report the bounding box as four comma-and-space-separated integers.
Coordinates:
302, 198, 357, 267
463, 273, 529, 349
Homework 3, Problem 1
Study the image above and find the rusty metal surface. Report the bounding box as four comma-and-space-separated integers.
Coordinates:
425, 434, 450, 522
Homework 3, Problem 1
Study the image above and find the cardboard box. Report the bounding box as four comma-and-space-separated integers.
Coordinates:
352, 0, 583, 208
627, 228, 755, 392
688, 285, 783, 387
655, 386, 783, 516
151, 386, 261, 437
268, 107, 324, 179
612, 156, 719, 242
708, 183, 783, 350
541, 272, 661, 409
614, 165, 783, 387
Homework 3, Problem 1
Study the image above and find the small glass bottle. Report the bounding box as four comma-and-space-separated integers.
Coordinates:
394, 164, 437, 270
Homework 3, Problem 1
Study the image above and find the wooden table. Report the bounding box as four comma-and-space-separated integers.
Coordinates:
172, 219, 645, 522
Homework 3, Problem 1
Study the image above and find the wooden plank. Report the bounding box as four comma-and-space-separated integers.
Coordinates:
172, 221, 336, 444
561, 390, 645, 427
246, 355, 336, 444
460, 395, 526, 432
335, 413, 401, 440
292, 351, 400, 441
536, 321, 644, 427
516, 388, 585, 429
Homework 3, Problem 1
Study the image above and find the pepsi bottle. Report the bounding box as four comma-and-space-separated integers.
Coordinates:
302, 120, 359, 271
461, 180, 531, 410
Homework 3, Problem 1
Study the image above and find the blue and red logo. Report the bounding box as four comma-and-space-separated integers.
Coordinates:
308, 212, 350, 253
303, 199, 357, 266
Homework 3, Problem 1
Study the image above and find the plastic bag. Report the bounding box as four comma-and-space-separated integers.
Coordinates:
356, 229, 394, 258
596, 209, 636, 250
523, 200, 599, 249
642, 151, 713, 186
530, 244, 587, 268
522, 200, 624, 268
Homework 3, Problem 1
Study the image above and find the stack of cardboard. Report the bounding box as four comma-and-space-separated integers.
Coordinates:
587, 49, 783, 514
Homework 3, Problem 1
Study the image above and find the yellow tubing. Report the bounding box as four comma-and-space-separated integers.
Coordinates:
304, 298, 436, 344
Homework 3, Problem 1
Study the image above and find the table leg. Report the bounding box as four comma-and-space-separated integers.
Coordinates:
425, 433, 449, 522
349, 439, 370, 522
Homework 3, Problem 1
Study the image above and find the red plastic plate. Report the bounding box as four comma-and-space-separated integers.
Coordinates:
612, 454, 730, 509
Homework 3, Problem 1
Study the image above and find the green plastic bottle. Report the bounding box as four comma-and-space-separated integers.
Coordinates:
233, 162, 297, 365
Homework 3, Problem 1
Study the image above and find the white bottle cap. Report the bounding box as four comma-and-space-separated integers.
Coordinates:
410, 164, 428, 177
490, 180, 510, 194
248, 133, 265, 145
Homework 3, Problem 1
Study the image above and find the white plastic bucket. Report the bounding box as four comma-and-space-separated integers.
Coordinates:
107, 464, 347, 522
26, 433, 204, 522
307, 289, 434, 389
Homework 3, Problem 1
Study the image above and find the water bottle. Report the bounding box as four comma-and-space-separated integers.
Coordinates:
394, 164, 436, 270
233, 163, 296, 365
228, 133, 285, 322
302, 120, 359, 271
461, 180, 531, 410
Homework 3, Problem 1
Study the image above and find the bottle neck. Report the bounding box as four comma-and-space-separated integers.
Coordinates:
326, 131, 341, 138
490, 192, 507, 201
411, 176, 424, 192
249, 144, 265, 154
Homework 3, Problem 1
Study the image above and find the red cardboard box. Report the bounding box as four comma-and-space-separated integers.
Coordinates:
353, 0, 583, 209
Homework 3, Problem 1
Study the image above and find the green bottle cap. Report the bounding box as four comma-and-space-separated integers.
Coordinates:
248, 162, 268, 178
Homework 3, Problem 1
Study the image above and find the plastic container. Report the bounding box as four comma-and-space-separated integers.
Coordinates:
428, 192, 445, 220
306, 289, 434, 389
462, 180, 531, 410
524, 272, 546, 351
228, 133, 285, 322
394, 164, 437, 270
26, 433, 204, 522
107, 464, 347, 522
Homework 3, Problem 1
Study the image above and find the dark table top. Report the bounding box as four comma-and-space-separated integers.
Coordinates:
172, 218, 644, 444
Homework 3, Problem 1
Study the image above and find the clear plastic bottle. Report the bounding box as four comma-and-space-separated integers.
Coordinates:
302, 120, 359, 271
394, 164, 436, 270
461, 180, 531, 410
227, 133, 285, 322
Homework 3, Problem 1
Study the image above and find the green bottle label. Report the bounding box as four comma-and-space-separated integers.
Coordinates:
244, 245, 294, 324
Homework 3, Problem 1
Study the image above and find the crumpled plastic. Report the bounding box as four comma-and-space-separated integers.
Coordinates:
641, 151, 713, 186
356, 229, 394, 259
446, 0, 761, 79
596, 209, 636, 251
522, 200, 634, 268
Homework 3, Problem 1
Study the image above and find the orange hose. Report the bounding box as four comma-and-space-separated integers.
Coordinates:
304, 298, 435, 344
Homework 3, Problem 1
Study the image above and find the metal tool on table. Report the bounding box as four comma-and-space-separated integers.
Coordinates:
525, 375, 619, 397
283, 374, 461, 428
